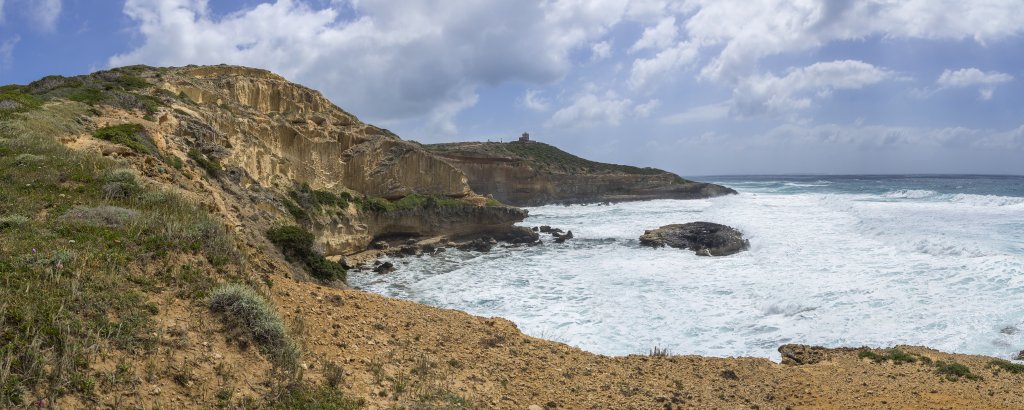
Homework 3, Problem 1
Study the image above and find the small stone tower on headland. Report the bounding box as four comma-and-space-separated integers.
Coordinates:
518, 132, 530, 142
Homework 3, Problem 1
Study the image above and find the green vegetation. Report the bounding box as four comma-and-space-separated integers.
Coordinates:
188, 148, 223, 177
0, 101, 243, 405
266, 225, 346, 282
92, 123, 159, 156
857, 349, 923, 365
988, 359, 1024, 374
209, 284, 299, 370
0, 87, 45, 119
935, 361, 981, 381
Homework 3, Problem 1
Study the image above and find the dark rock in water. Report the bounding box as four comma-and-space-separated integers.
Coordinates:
421, 244, 436, 254
1000, 326, 1018, 335
539, 225, 563, 234
1015, 350, 1024, 360
457, 239, 493, 253
373, 261, 395, 274
398, 245, 419, 256
338, 258, 352, 270
639, 222, 749, 256
552, 230, 574, 244
371, 241, 389, 250
490, 226, 540, 244
532, 226, 540, 232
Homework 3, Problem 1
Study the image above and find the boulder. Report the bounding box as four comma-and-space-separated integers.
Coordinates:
639, 222, 749, 256
373, 261, 395, 274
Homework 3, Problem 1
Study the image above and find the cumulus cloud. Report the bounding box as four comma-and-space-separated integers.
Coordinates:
546, 91, 633, 128
936, 68, 1013, 100
111, 0, 626, 135
629, 16, 676, 53
731, 60, 899, 116
624, 1, 1024, 89
591, 41, 612, 61
628, 41, 698, 89
521, 89, 550, 112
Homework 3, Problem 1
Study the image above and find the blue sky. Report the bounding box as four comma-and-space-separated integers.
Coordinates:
2, 0, 1024, 176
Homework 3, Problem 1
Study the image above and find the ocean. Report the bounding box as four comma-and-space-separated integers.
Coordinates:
348, 175, 1024, 360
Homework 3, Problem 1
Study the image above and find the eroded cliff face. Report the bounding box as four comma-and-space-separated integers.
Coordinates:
52, 65, 516, 257
160, 66, 470, 199
427, 142, 736, 206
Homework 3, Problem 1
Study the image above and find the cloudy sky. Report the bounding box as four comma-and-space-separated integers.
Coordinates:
2, 0, 1023, 175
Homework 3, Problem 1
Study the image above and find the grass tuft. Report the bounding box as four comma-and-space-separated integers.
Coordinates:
209, 284, 300, 371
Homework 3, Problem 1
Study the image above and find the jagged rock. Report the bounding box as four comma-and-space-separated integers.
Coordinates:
398, 246, 419, 256
421, 244, 436, 254
531, 226, 539, 232
485, 226, 540, 245
778, 344, 830, 365
639, 222, 749, 256
373, 261, 395, 274
457, 239, 493, 253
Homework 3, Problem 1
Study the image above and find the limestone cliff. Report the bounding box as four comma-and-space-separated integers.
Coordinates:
426, 141, 736, 206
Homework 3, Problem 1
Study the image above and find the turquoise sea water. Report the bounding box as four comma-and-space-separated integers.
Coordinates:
349, 175, 1024, 360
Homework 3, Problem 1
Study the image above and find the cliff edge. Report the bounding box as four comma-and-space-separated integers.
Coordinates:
426, 140, 736, 206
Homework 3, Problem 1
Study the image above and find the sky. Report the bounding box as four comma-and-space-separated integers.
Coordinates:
2, 0, 1024, 176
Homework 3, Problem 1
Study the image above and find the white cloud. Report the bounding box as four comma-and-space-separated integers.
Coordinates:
628, 16, 676, 53
521, 89, 550, 111
628, 40, 698, 89
0, 0, 6, 24
633, 99, 659, 117
661, 102, 729, 124
731, 60, 899, 116
936, 68, 1013, 100
111, 0, 625, 135
591, 40, 612, 61
0, 35, 17, 69
547, 91, 633, 128
617, 1, 1024, 90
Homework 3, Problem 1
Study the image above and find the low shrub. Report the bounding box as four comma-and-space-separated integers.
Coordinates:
266, 226, 345, 282
989, 359, 1024, 374
92, 123, 158, 156
0, 214, 30, 230
209, 284, 299, 370
101, 169, 141, 200
935, 361, 981, 381
60, 205, 138, 228
187, 149, 223, 177
857, 349, 920, 365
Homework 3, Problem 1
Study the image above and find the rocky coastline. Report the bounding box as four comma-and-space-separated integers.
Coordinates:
4, 64, 1022, 408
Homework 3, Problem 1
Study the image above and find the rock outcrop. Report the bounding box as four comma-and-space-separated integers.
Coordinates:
426, 141, 736, 206
639, 222, 749, 256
